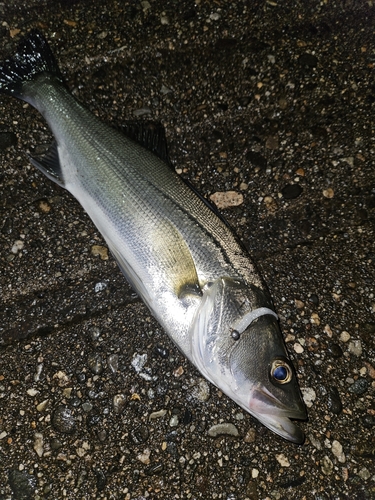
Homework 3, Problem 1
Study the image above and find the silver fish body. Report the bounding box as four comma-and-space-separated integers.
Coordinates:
0, 31, 307, 442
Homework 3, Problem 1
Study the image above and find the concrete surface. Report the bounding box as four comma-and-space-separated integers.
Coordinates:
0, 0, 374, 498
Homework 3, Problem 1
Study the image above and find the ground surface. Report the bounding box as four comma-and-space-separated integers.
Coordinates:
0, 1, 375, 499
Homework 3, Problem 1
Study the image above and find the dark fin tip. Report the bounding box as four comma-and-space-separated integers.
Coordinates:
0, 29, 63, 99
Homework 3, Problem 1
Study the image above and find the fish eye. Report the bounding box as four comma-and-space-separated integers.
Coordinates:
270, 359, 292, 384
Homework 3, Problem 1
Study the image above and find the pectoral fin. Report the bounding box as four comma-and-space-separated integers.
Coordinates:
152, 219, 202, 300
29, 141, 65, 187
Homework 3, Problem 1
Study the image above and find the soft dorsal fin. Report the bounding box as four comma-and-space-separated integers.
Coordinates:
29, 141, 65, 187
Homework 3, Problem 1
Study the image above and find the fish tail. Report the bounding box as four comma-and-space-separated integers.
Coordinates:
0, 30, 63, 100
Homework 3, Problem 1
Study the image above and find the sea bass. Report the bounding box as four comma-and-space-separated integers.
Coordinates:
0, 31, 306, 442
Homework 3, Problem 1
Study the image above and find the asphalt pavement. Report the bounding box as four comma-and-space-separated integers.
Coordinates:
0, 1, 374, 499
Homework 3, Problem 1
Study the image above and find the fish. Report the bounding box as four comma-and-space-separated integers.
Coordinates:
0, 31, 307, 442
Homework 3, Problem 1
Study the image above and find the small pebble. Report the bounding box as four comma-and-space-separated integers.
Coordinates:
94, 282, 107, 293
36, 399, 49, 412
97, 429, 107, 442
308, 294, 319, 306
11, 240, 24, 254
293, 342, 304, 354
348, 339, 362, 357
321, 456, 334, 475
137, 449, 151, 464
191, 379, 210, 402
209, 191, 243, 209
149, 409, 167, 420
133, 107, 151, 117
87, 353, 104, 375
323, 188, 334, 199
113, 394, 126, 414
33, 432, 44, 457
310, 312, 320, 326
208, 423, 239, 437
107, 354, 119, 373
182, 408, 193, 425
275, 453, 290, 467
357, 467, 371, 480
301, 387, 316, 408
340, 331, 351, 342
332, 440, 346, 463
364, 362, 375, 379
90, 327, 101, 340
244, 428, 256, 443
82, 402, 93, 412
169, 414, 179, 427
91, 245, 109, 260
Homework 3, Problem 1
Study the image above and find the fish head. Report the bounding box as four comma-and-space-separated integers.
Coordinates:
191, 277, 307, 443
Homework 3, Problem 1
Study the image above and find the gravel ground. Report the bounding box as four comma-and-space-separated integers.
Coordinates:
1, 1, 375, 499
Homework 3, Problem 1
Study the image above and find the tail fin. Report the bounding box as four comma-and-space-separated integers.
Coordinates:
0, 30, 63, 100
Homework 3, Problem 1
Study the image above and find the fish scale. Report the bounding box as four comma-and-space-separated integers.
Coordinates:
0, 30, 307, 443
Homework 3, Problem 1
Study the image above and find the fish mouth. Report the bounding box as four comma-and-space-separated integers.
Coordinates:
249, 386, 307, 444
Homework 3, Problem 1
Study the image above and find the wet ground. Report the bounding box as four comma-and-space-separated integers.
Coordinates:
1, 0, 375, 498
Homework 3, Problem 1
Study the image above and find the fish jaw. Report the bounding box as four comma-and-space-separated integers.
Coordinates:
247, 385, 307, 444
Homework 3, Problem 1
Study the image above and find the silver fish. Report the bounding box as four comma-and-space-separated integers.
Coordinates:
0, 31, 306, 442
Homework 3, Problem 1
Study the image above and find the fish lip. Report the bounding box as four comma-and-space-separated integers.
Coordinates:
249, 386, 307, 444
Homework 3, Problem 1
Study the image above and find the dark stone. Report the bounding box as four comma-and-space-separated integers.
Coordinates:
238, 96, 252, 107
327, 343, 343, 358
145, 463, 164, 475
246, 151, 267, 169
279, 475, 306, 488
154, 344, 169, 359
298, 53, 318, 68
182, 408, 193, 425
51, 405, 76, 434
215, 38, 238, 50
0, 131, 17, 150
86, 412, 101, 427
93, 468, 107, 491
308, 294, 320, 306
349, 378, 369, 395
326, 386, 343, 414
130, 425, 149, 444
362, 415, 375, 428
76, 372, 86, 383
1, 217, 13, 235
281, 184, 303, 199
8, 470, 37, 500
